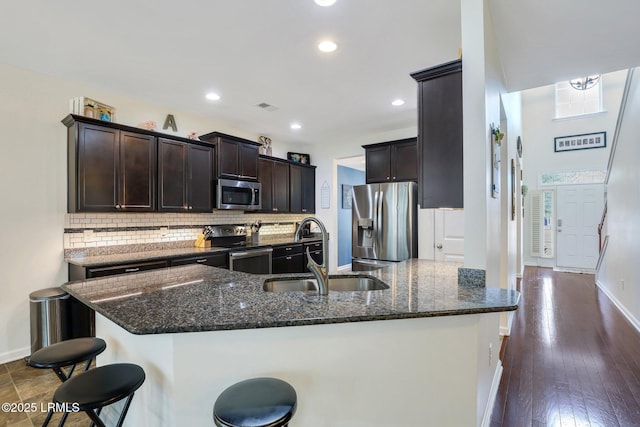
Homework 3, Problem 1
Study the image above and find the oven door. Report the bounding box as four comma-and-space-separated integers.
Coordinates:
217, 179, 261, 210
229, 248, 273, 274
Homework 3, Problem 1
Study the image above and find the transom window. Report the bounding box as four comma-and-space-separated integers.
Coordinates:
555, 76, 603, 118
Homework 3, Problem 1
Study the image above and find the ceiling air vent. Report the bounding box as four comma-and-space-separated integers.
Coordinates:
256, 102, 279, 112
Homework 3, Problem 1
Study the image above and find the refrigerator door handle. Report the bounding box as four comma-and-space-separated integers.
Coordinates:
373, 191, 379, 254
377, 190, 384, 250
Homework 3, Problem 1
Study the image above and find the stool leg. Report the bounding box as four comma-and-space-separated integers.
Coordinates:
115, 393, 136, 427
55, 411, 69, 427
85, 410, 107, 427
41, 408, 54, 426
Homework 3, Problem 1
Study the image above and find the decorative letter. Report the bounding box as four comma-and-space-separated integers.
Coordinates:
163, 114, 178, 132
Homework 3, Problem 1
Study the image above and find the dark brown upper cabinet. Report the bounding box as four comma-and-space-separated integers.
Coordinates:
411, 59, 463, 208
64, 117, 156, 212
289, 163, 316, 214
258, 156, 290, 213
158, 138, 214, 212
362, 138, 417, 184
199, 132, 260, 180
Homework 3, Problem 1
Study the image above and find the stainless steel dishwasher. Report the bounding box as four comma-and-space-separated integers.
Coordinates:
229, 248, 273, 274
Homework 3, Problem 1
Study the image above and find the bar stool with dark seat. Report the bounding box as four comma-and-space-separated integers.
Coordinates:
47, 363, 146, 427
28, 337, 107, 425
213, 377, 297, 427
28, 337, 107, 382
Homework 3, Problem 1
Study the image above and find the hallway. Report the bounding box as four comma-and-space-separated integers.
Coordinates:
491, 267, 640, 426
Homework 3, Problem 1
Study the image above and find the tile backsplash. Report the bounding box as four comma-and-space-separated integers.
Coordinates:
64, 212, 309, 256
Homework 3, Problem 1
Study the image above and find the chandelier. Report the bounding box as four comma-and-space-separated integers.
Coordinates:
569, 75, 600, 90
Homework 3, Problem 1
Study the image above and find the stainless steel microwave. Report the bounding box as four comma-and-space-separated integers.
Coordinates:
216, 179, 261, 210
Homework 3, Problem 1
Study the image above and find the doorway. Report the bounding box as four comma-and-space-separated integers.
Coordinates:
556, 184, 605, 271
336, 157, 365, 269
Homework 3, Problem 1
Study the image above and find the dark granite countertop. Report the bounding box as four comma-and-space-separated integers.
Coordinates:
62, 259, 520, 335
65, 234, 323, 267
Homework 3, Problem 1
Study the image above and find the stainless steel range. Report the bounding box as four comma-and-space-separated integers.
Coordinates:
205, 225, 272, 274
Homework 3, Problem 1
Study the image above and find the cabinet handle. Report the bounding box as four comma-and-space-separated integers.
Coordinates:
386, 176, 390, 180
189, 206, 193, 210
196, 259, 207, 263
392, 177, 396, 180
125, 268, 140, 273
286, 256, 292, 260
285, 247, 292, 251
273, 208, 278, 212
115, 204, 121, 209
302, 209, 307, 212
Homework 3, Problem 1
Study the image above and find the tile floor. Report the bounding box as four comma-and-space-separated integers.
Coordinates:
0, 358, 88, 426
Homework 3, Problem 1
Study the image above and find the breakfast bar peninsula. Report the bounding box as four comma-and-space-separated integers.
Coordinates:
62, 259, 519, 426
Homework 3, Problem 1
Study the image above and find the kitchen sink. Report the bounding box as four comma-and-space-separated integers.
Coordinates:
263, 276, 389, 293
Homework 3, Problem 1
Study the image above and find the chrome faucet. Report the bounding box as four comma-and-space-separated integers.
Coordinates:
294, 217, 329, 296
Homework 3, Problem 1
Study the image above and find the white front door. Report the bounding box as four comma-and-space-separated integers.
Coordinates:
556, 184, 604, 270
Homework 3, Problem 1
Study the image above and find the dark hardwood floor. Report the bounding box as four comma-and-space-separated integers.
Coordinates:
491, 267, 640, 426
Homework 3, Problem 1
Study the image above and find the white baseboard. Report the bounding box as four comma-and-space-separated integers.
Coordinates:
0, 346, 30, 364
481, 361, 503, 427
595, 280, 640, 334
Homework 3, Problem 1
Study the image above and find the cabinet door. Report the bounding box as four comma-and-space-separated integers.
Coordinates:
258, 158, 273, 212
239, 143, 258, 179
158, 138, 188, 211
120, 131, 156, 211
365, 145, 391, 183
188, 144, 214, 212
419, 70, 463, 208
301, 166, 315, 213
272, 254, 304, 274
290, 164, 315, 214
272, 161, 289, 212
77, 123, 119, 211
391, 140, 418, 182
218, 138, 239, 177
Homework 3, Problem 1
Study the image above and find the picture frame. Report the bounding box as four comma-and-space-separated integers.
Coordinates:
342, 184, 353, 209
554, 131, 606, 152
287, 152, 311, 164
69, 96, 116, 122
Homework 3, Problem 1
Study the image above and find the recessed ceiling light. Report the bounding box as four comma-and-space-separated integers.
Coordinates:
314, 0, 336, 6
205, 92, 220, 101
318, 40, 337, 53
391, 99, 405, 106
290, 123, 302, 130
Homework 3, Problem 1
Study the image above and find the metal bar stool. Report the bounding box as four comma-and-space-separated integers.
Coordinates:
27, 337, 106, 425
213, 377, 297, 427
48, 363, 145, 427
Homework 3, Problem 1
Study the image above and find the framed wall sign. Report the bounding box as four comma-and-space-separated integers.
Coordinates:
554, 131, 606, 152
342, 184, 353, 209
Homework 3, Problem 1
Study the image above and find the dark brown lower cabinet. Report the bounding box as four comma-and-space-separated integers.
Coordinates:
272, 243, 304, 274
170, 252, 227, 268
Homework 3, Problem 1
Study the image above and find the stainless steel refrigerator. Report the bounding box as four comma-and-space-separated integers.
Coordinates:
351, 182, 417, 270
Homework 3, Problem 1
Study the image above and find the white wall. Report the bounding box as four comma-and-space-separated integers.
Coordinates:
597, 68, 640, 330
520, 70, 626, 267
0, 62, 278, 362
461, 0, 520, 424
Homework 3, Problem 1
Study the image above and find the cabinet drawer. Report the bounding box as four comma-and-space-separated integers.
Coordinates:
87, 260, 168, 278
170, 252, 228, 268
303, 241, 323, 252
272, 244, 303, 258
272, 253, 304, 274
307, 249, 323, 265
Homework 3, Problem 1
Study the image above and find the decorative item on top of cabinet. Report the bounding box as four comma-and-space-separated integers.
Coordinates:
258, 136, 272, 156
63, 115, 156, 212
199, 131, 260, 180
411, 59, 463, 208
362, 137, 417, 184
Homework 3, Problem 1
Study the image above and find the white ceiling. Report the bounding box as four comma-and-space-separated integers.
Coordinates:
2, 1, 639, 146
